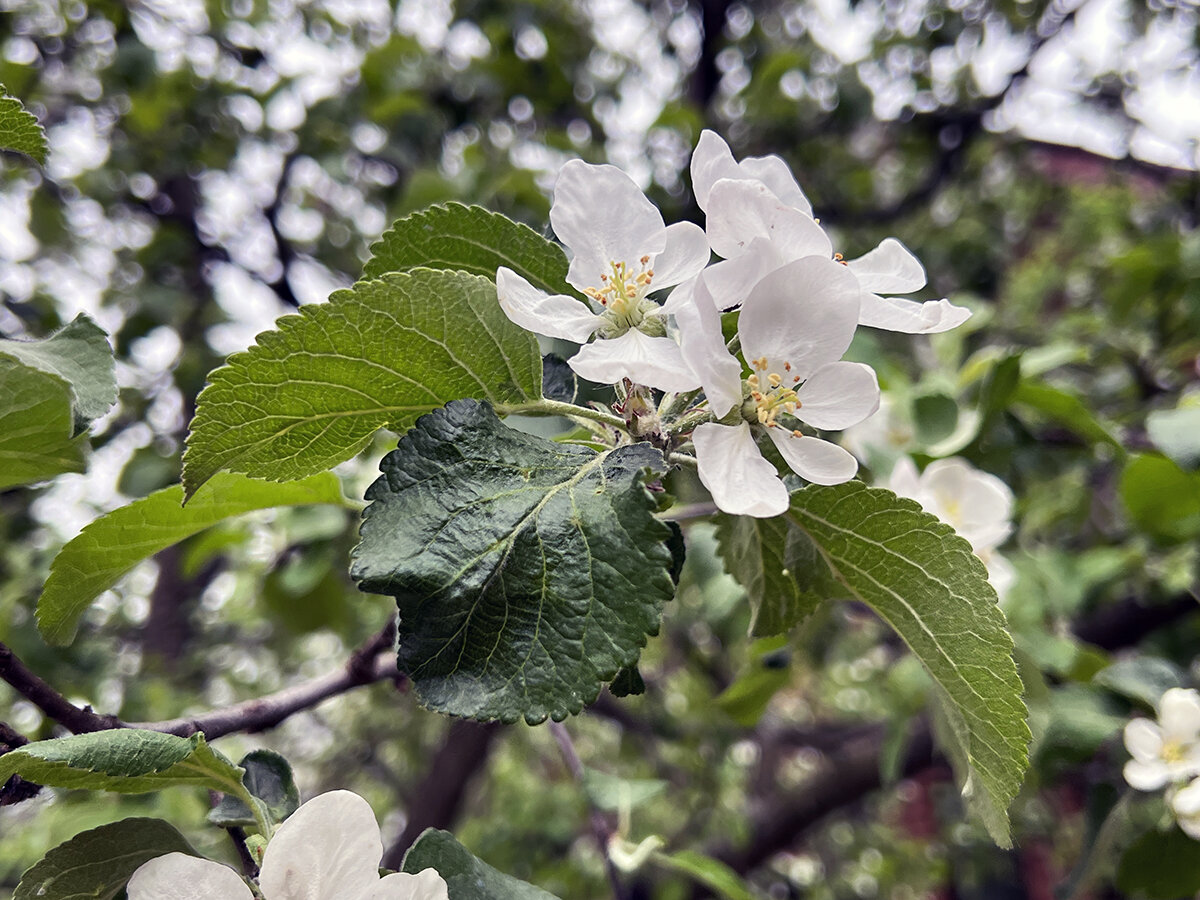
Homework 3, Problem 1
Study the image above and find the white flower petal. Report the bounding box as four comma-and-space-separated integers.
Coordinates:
794, 362, 880, 431
887, 457, 923, 500
921, 459, 1015, 550
738, 257, 861, 382
857, 293, 972, 334
672, 278, 743, 418
570, 330, 700, 392
1124, 758, 1171, 791
1179, 813, 1200, 841
846, 237, 926, 294
706, 178, 831, 262
1124, 718, 1165, 762
690, 129, 742, 212
259, 791, 384, 900
738, 154, 812, 216
698, 241, 787, 311
365, 869, 450, 900
694, 422, 790, 517
986, 553, 1016, 601
1160, 689, 1200, 740
768, 430, 859, 485
550, 161, 666, 292
1176, 779, 1200, 816
496, 268, 602, 342
650, 221, 710, 289
127, 853, 253, 900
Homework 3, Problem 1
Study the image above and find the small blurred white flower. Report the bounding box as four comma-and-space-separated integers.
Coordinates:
1170, 777, 1200, 839
1123, 689, 1200, 792
887, 457, 1015, 598
127, 791, 448, 900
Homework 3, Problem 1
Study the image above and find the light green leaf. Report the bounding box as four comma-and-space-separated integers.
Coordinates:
0, 313, 117, 426
581, 769, 668, 812
364, 203, 572, 297
15, 818, 198, 900
1119, 453, 1200, 543
402, 829, 561, 899
0, 85, 47, 163
0, 356, 88, 489
783, 482, 1030, 847
1095, 658, 1184, 709
0, 730, 244, 796
37, 472, 346, 645
713, 511, 824, 636
654, 850, 755, 900
715, 637, 792, 727
183, 269, 541, 496
1147, 406, 1200, 470
351, 400, 674, 724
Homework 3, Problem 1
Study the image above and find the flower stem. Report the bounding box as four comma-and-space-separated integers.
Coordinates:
495, 398, 627, 431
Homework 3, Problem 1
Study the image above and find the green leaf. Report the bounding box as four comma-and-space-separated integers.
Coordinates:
0, 730, 244, 796
402, 828, 561, 899
782, 482, 1030, 847
1095, 658, 1185, 709
1119, 454, 1200, 543
0, 85, 47, 163
364, 203, 571, 297
608, 665, 645, 698
209, 750, 299, 828
1012, 380, 1123, 452
715, 637, 791, 727
15, 818, 197, 900
38, 472, 346, 645
0, 314, 117, 427
713, 511, 824, 637
654, 850, 755, 900
1147, 407, 1200, 470
183, 269, 541, 496
1116, 827, 1200, 899
351, 400, 674, 724
0, 356, 88, 489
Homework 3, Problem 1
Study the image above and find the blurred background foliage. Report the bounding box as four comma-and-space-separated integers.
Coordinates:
3, 0, 1200, 896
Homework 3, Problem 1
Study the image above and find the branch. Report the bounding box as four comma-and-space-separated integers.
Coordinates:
550, 721, 629, 900
133, 621, 401, 739
380, 720, 505, 870
0, 720, 42, 806
0, 641, 124, 733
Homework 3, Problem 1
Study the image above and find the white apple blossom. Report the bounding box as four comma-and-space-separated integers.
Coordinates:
496, 159, 708, 391
126, 790, 449, 900
1123, 688, 1200, 792
887, 457, 1016, 599
690, 130, 971, 334
675, 257, 880, 518
1171, 778, 1200, 840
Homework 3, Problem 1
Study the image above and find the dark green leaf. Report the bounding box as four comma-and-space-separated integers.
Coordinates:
208, 750, 299, 828
351, 400, 674, 724
0, 85, 47, 163
913, 392, 959, 445
0, 730, 244, 796
1116, 827, 1200, 899
183, 269, 542, 497
713, 511, 825, 637
609, 665, 646, 698
783, 482, 1030, 847
363, 203, 572, 297
38, 472, 347, 645
402, 828, 561, 899
1013, 380, 1123, 451
0, 314, 117, 427
541, 354, 577, 404
15, 818, 197, 900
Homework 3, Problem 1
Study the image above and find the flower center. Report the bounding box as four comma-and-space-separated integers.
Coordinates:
1164, 738, 1189, 765
585, 257, 655, 320
746, 356, 803, 432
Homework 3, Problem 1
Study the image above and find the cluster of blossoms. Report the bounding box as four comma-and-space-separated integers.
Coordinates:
126, 791, 448, 900
1124, 688, 1200, 839
498, 131, 971, 518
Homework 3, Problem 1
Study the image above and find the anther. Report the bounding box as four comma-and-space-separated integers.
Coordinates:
791, 429, 803, 438
768, 373, 783, 387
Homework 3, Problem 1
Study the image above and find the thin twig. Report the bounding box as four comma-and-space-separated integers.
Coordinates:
549, 721, 629, 900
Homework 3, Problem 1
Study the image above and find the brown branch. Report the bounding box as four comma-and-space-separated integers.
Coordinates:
380, 720, 504, 870
0, 720, 42, 806
0, 641, 124, 733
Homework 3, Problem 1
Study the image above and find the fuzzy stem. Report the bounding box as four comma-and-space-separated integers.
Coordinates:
495, 398, 626, 431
